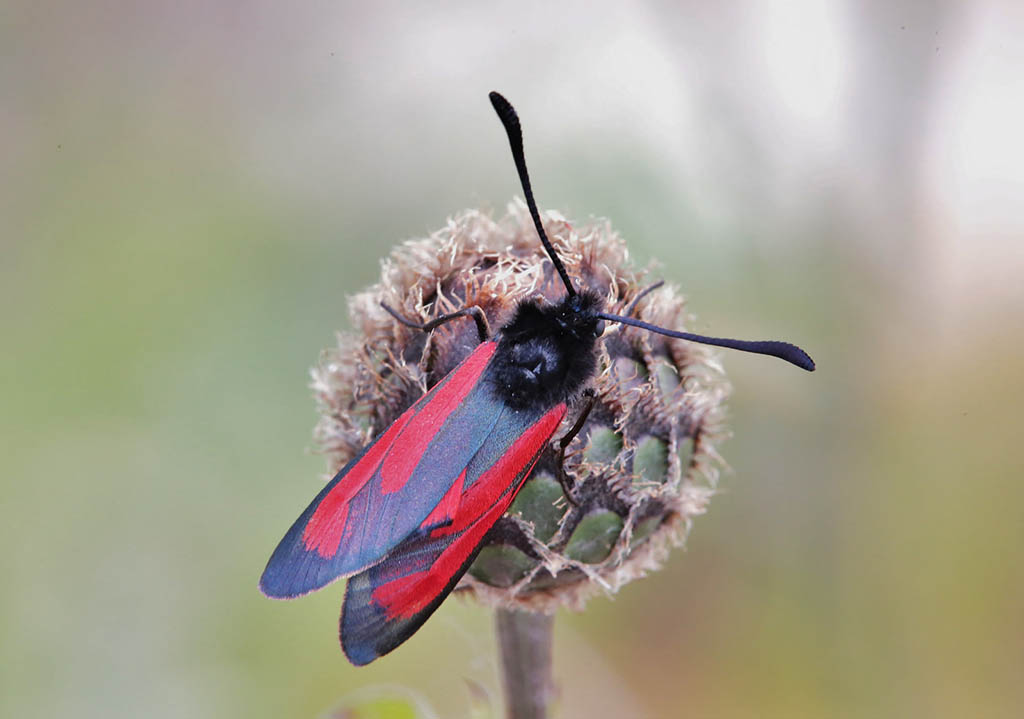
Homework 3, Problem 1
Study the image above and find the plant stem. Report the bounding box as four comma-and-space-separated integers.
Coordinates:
495, 608, 555, 719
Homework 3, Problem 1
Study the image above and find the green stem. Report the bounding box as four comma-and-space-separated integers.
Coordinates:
495, 609, 555, 719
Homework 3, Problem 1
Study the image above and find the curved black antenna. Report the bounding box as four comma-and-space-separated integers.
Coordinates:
489, 91, 576, 297
598, 312, 816, 371
625, 280, 665, 316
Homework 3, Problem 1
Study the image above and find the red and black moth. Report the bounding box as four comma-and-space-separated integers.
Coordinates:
260, 91, 815, 665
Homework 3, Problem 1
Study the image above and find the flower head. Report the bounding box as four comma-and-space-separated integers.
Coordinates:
311, 201, 730, 612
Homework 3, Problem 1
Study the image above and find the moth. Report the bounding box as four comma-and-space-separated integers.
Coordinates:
260, 92, 814, 665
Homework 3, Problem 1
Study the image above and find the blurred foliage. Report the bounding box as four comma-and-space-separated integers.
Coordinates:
2, 2, 1022, 718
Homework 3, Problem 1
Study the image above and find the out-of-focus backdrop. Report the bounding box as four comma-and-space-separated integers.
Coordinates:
3, 2, 1022, 717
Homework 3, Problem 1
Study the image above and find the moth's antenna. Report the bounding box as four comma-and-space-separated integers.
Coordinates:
489, 91, 576, 297
598, 312, 816, 371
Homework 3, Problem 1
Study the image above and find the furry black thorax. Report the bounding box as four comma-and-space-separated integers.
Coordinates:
489, 290, 605, 411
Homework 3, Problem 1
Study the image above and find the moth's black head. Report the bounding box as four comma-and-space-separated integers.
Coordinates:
491, 290, 605, 411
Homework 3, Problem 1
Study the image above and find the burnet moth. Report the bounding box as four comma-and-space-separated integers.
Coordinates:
260, 91, 815, 665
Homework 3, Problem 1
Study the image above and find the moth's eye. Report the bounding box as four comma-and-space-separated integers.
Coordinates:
593, 320, 606, 338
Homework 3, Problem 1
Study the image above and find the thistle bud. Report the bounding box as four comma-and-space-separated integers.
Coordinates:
311, 201, 729, 613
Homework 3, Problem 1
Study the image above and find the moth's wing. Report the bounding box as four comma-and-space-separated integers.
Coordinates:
339, 402, 567, 665
260, 341, 504, 599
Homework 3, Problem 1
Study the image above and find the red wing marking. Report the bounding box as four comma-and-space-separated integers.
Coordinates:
419, 468, 466, 529
370, 403, 566, 618
379, 342, 497, 493
299, 340, 495, 561
301, 409, 414, 558
299, 341, 496, 559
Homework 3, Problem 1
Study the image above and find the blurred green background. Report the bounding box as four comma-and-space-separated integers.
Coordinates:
3, 2, 1022, 717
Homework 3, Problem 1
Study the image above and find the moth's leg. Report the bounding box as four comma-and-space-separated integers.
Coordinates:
380, 302, 490, 344
556, 389, 597, 506
624, 279, 665, 317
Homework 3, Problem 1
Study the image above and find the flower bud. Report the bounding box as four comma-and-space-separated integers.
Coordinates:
311, 201, 729, 612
